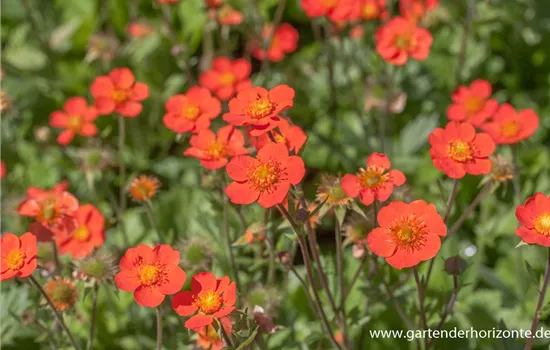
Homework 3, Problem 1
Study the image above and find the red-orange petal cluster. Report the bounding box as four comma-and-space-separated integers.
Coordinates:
446, 79, 498, 127
300, 0, 354, 21
251, 23, 299, 62
199, 57, 252, 101
1, 232, 38, 281
225, 143, 305, 208
163, 86, 221, 134
429, 122, 495, 179
172, 272, 236, 329
56, 204, 105, 259
400, 0, 439, 23
50, 97, 98, 146
184, 125, 249, 170
115, 244, 186, 307
375, 16, 433, 65
248, 118, 307, 154
341, 153, 406, 206
350, 0, 389, 21
367, 200, 446, 269
223, 85, 294, 136
90, 68, 149, 117
481, 103, 539, 145
217, 4, 243, 26
516, 193, 550, 246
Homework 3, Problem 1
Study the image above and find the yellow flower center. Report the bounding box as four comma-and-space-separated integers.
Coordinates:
37, 197, 62, 225
183, 105, 200, 120
464, 96, 483, 115
447, 140, 474, 163
6, 249, 26, 271
390, 214, 427, 251
247, 160, 283, 192
194, 290, 223, 314
362, 3, 379, 19
274, 133, 286, 144
112, 90, 130, 104
395, 35, 411, 50
534, 214, 550, 237
244, 99, 275, 120
358, 167, 388, 189
501, 121, 520, 138
220, 72, 236, 85
67, 115, 82, 130
206, 141, 227, 159
139, 265, 162, 286
73, 226, 90, 241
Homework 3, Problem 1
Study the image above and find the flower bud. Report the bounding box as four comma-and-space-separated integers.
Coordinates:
444, 256, 467, 276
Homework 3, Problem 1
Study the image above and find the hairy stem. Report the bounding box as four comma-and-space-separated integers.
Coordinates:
259, 0, 287, 77
86, 283, 100, 350
427, 276, 459, 349
144, 199, 163, 243
448, 183, 490, 236
221, 177, 241, 291
413, 267, 428, 349
525, 248, 550, 350
156, 307, 163, 350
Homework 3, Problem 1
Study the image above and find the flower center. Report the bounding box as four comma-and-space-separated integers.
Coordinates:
358, 167, 387, 188
38, 197, 62, 225
534, 214, 550, 237
247, 159, 284, 192
362, 4, 379, 19
183, 105, 200, 120
220, 72, 236, 85
501, 121, 520, 138
139, 264, 162, 286
244, 98, 275, 120
395, 35, 411, 49
274, 133, 286, 144
51, 284, 74, 303
112, 90, 130, 104
194, 290, 223, 314
320, 0, 338, 9
390, 214, 427, 251
447, 140, 474, 163
6, 249, 26, 271
67, 115, 82, 130
73, 226, 90, 241
464, 96, 483, 115
206, 141, 227, 159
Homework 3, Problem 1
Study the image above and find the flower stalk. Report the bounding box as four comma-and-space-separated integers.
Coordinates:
525, 248, 550, 350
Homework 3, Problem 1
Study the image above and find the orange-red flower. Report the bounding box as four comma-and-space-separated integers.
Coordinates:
184, 126, 248, 170
350, 0, 389, 21
223, 85, 295, 136
90, 67, 149, 117
49, 97, 98, 146
367, 200, 446, 269
129, 175, 161, 202
447, 79, 498, 127
375, 16, 433, 65
429, 122, 495, 179
248, 118, 307, 154
480, 104, 539, 145
341, 153, 406, 206
44, 277, 78, 311
516, 193, 550, 246
115, 244, 186, 307
225, 143, 305, 208
1, 232, 38, 281
195, 317, 232, 350
199, 57, 252, 101
56, 204, 105, 259
172, 272, 236, 329
127, 21, 155, 38
400, 0, 439, 23
205, 0, 222, 8
251, 23, 299, 62
300, 0, 354, 21
163, 86, 221, 134
217, 4, 243, 26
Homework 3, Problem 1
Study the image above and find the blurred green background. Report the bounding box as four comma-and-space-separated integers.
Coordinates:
1, 0, 550, 349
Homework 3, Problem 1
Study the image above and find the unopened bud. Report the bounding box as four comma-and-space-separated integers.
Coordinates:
444, 256, 467, 276
277, 251, 291, 266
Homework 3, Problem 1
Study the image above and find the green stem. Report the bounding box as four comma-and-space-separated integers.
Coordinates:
156, 307, 163, 350
259, 0, 288, 77
86, 283, 100, 350
413, 267, 428, 349
221, 177, 241, 291
525, 247, 550, 350
118, 115, 127, 217
335, 216, 349, 347
265, 208, 276, 285
144, 200, 163, 243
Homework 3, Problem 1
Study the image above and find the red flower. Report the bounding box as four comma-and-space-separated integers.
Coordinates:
172, 272, 236, 329
341, 153, 406, 206
195, 317, 232, 350
199, 57, 252, 101
184, 126, 248, 170
225, 143, 305, 208
446, 79, 498, 127
367, 200, 446, 269
1, 232, 38, 281
205, 0, 223, 8
248, 118, 307, 154
217, 5, 243, 26
429, 122, 495, 179
350, 0, 389, 21
56, 204, 105, 259
223, 85, 295, 136
127, 21, 155, 38
115, 244, 186, 307
300, 0, 354, 21
516, 193, 550, 247
251, 23, 299, 62
480, 104, 539, 145
50, 97, 98, 145
400, 0, 439, 23
163, 86, 221, 134
375, 16, 433, 65
90, 67, 149, 117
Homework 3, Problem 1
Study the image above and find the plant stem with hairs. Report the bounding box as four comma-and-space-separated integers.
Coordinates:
220, 322, 234, 347
335, 215, 350, 347
454, 0, 475, 86
427, 275, 460, 349
86, 283, 100, 350
156, 307, 163, 350
221, 177, 241, 292
413, 267, 428, 349
118, 116, 127, 217
144, 200, 163, 243
525, 248, 550, 350
259, 0, 287, 77
265, 208, 276, 285
29, 276, 81, 350
448, 183, 491, 236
